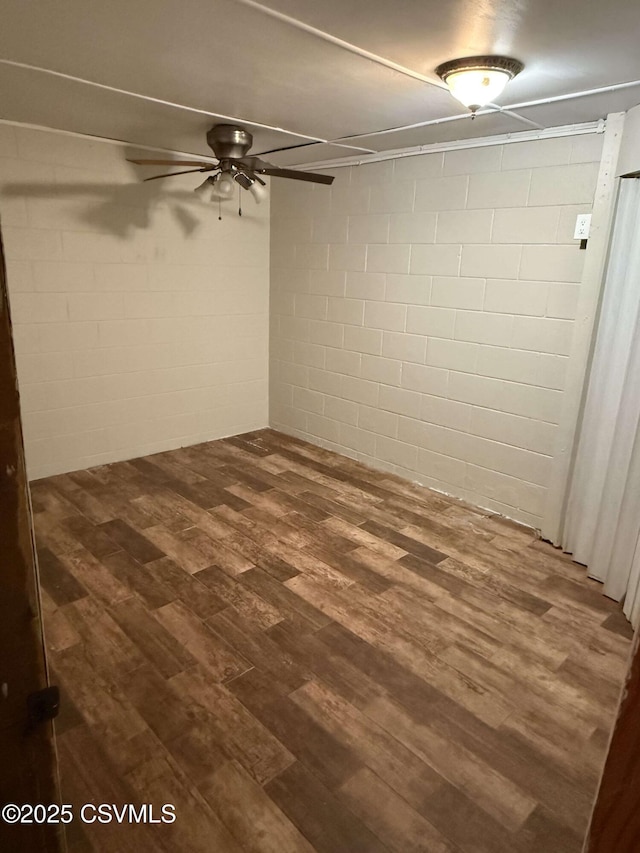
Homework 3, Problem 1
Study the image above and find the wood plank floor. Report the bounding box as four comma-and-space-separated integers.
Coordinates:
32, 429, 633, 853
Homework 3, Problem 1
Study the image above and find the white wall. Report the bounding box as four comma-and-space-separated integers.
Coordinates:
0, 124, 270, 480
270, 132, 604, 529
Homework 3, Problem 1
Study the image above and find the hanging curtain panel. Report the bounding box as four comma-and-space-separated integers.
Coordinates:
563, 178, 640, 628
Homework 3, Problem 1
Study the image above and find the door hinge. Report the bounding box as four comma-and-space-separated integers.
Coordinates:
25, 685, 60, 733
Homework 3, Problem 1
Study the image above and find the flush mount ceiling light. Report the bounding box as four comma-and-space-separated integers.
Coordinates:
435, 56, 524, 116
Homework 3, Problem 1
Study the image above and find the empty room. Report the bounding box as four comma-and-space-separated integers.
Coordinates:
1, 1, 640, 851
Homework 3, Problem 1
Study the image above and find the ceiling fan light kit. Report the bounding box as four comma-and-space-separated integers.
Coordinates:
194, 176, 215, 195
128, 123, 334, 216
435, 56, 524, 115
248, 180, 268, 204
211, 171, 236, 199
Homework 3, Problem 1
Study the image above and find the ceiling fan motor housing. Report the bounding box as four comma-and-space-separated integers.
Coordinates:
206, 124, 253, 160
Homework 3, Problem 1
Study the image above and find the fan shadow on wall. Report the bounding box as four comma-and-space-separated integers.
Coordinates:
0, 147, 264, 240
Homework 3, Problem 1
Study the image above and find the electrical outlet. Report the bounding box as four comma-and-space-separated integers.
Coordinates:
574, 214, 592, 240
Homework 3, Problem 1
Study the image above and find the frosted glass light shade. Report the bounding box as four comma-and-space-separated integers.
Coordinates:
444, 68, 511, 110
249, 181, 268, 204
211, 172, 236, 199
194, 176, 214, 195
435, 56, 524, 113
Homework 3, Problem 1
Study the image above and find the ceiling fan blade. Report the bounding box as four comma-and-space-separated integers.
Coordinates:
236, 156, 272, 171
257, 167, 334, 185
239, 157, 333, 185
253, 141, 320, 157
128, 158, 213, 167
143, 167, 215, 182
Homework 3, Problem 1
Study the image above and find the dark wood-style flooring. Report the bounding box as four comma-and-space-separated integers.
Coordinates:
32, 429, 633, 853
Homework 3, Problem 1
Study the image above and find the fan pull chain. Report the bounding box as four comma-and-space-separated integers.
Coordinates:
218, 198, 222, 221
238, 184, 242, 217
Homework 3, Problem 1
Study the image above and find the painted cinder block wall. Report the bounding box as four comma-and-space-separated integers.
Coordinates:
269, 132, 604, 529
0, 124, 270, 480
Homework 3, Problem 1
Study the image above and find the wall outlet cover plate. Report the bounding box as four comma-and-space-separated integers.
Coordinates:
574, 214, 592, 240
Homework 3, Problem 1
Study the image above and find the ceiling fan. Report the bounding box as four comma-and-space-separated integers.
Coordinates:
128, 124, 334, 205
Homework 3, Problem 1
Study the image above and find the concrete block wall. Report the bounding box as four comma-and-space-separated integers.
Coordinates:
0, 124, 270, 479
269, 132, 604, 528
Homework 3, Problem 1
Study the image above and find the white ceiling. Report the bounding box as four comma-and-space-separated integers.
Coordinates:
1, 0, 640, 165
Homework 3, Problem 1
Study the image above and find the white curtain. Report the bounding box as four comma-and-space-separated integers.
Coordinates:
563, 178, 640, 628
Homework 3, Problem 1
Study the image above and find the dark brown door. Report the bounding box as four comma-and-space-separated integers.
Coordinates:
0, 225, 62, 851
585, 630, 640, 851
